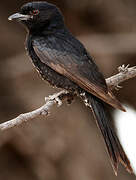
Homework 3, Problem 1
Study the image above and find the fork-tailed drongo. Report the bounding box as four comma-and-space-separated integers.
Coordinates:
8, 1, 133, 174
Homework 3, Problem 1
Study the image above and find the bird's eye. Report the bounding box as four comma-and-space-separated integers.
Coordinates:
32, 10, 39, 15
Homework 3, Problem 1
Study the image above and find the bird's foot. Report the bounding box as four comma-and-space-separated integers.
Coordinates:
59, 92, 75, 104
54, 97, 62, 106
45, 90, 68, 107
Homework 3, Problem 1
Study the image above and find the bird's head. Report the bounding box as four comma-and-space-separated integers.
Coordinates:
8, 1, 64, 32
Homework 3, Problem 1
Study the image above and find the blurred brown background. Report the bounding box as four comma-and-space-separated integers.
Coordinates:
0, 0, 136, 179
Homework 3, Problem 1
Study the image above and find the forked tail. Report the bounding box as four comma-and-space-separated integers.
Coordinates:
80, 92, 133, 175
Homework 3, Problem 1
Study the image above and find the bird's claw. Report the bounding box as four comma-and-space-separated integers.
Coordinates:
45, 95, 62, 107
54, 97, 62, 107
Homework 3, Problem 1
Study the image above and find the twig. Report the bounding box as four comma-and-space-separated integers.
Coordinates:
106, 64, 136, 89
1, 65, 136, 131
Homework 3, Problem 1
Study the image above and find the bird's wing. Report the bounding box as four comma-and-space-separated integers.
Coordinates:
33, 34, 125, 111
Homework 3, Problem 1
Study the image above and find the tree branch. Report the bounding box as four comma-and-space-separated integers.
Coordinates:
1, 65, 136, 131
106, 64, 136, 89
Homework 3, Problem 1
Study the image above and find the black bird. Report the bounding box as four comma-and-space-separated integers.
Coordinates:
8, 1, 133, 174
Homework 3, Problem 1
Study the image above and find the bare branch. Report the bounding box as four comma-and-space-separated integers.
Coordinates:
0, 90, 68, 131
106, 65, 136, 89
1, 65, 136, 131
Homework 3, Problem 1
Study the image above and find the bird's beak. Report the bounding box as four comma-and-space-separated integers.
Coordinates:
8, 13, 32, 21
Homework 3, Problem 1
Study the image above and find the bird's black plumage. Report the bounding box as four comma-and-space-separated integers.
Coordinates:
8, 1, 133, 174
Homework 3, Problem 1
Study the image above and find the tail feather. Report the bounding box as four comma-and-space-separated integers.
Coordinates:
80, 92, 133, 175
